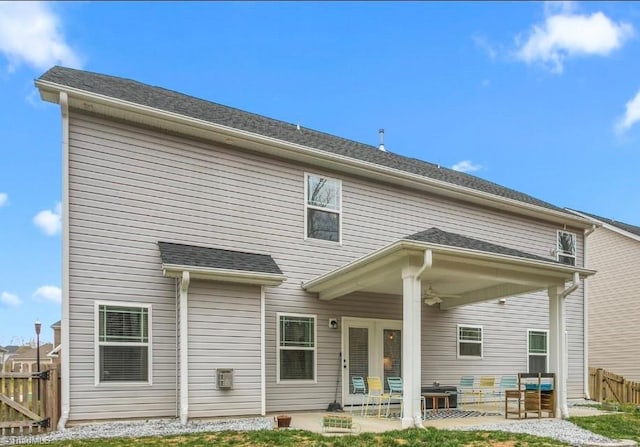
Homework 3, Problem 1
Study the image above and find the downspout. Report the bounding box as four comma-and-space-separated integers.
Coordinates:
58, 92, 70, 430
179, 271, 190, 425
559, 271, 580, 418
583, 224, 596, 400
260, 287, 266, 416
412, 249, 432, 429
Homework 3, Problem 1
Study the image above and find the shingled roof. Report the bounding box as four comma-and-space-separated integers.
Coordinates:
405, 227, 557, 263
158, 241, 282, 275
38, 66, 573, 215
570, 210, 640, 238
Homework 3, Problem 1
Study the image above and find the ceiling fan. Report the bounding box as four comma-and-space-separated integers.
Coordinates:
422, 283, 461, 306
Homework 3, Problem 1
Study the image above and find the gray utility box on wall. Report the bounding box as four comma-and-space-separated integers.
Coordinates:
217, 368, 233, 390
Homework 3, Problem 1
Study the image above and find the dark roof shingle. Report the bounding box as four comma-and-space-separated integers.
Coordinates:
158, 241, 282, 275
405, 227, 556, 263
39, 66, 570, 215
572, 210, 640, 238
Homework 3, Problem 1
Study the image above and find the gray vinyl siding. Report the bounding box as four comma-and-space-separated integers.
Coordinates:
67, 110, 586, 420
588, 228, 640, 381
187, 281, 262, 417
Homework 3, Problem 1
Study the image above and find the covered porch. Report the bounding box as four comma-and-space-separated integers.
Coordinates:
303, 228, 594, 428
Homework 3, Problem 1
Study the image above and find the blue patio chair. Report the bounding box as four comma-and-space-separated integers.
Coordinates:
350, 376, 367, 414
457, 376, 479, 407
386, 377, 404, 418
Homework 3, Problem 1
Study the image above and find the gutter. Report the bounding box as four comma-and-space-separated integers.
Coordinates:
582, 224, 597, 400
58, 92, 70, 430
162, 264, 286, 287
260, 287, 266, 416
35, 79, 594, 230
179, 271, 190, 425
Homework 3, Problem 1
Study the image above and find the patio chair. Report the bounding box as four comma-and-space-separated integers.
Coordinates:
385, 377, 404, 418
477, 376, 496, 409
364, 376, 391, 418
496, 375, 518, 402
350, 376, 367, 414
457, 376, 479, 407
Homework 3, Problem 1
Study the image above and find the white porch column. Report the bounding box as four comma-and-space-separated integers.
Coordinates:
179, 271, 190, 425
401, 265, 422, 428
548, 285, 569, 418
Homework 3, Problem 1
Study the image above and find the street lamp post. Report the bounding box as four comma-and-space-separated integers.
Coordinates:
35, 319, 42, 402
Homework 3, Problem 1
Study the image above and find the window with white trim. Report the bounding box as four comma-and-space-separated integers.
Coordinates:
557, 231, 576, 266
97, 304, 150, 383
457, 325, 482, 358
528, 329, 548, 374
277, 314, 316, 382
305, 173, 341, 242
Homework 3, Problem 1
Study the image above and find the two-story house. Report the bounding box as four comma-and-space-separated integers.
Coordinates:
36, 66, 594, 429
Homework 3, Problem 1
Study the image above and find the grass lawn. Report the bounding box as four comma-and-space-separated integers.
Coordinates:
42, 427, 568, 447
570, 403, 640, 443
33, 404, 640, 447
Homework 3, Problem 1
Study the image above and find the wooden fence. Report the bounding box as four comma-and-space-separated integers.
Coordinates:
0, 366, 60, 436
589, 367, 640, 405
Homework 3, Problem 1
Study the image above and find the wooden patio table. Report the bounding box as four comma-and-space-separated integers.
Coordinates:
421, 391, 451, 416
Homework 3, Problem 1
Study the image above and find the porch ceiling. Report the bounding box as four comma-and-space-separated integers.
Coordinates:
302, 235, 594, 309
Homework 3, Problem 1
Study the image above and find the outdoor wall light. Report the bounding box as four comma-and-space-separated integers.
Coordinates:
328, 318, 338, 329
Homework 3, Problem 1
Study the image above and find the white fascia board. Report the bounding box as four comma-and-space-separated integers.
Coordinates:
35, 79, 593, 230
162, 263, 286, 286
414, 241, 596, 278
303, 239, 595, 294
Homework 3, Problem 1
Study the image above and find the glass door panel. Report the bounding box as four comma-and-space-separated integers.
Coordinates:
348, 326, 369, 394
383, 328, 402, 391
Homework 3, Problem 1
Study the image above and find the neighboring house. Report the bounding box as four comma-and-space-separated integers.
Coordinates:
1, 345, 20, 372
36, 66, 595, 429
48, 320, 62, 364
567, 210, 640, 382
0, 346, 7, 372
9, 344, 55, 373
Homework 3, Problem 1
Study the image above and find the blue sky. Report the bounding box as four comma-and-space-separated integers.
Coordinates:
1, 1, 640, 344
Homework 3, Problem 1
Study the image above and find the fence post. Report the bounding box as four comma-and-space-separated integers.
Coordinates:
595, 368, 603, 402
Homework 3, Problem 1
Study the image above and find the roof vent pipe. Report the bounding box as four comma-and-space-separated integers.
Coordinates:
378, 128, 386, 152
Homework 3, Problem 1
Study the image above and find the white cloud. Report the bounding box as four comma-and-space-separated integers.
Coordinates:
0, 1, 81, 72
452, 160, 482, 173
33, 202, 62, 236
33, 285, 61, 304
516, 8, 633, 73
472, 35, 498, 60
616, 88, 640, 134
0, 192, 7, 207
1, 291, 21, 307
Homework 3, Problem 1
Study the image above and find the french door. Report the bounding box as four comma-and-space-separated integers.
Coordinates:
342, 318, 402, 401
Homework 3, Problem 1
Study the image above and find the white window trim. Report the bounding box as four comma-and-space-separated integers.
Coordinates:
94, 300, 153, 387
556, 230, 577, 265
457, 324, 483, 359
276, 312, 317, 384
303, 172, 343, 245
527, 328, 549, 373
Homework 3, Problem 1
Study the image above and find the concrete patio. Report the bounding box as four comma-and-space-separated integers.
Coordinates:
270, 404, 610, 435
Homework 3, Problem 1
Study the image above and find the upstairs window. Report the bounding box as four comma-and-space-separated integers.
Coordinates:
96, 303, 150, 383
305, 173, 341, 242
557, 231, 576, 266
457, 325, 483, 358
